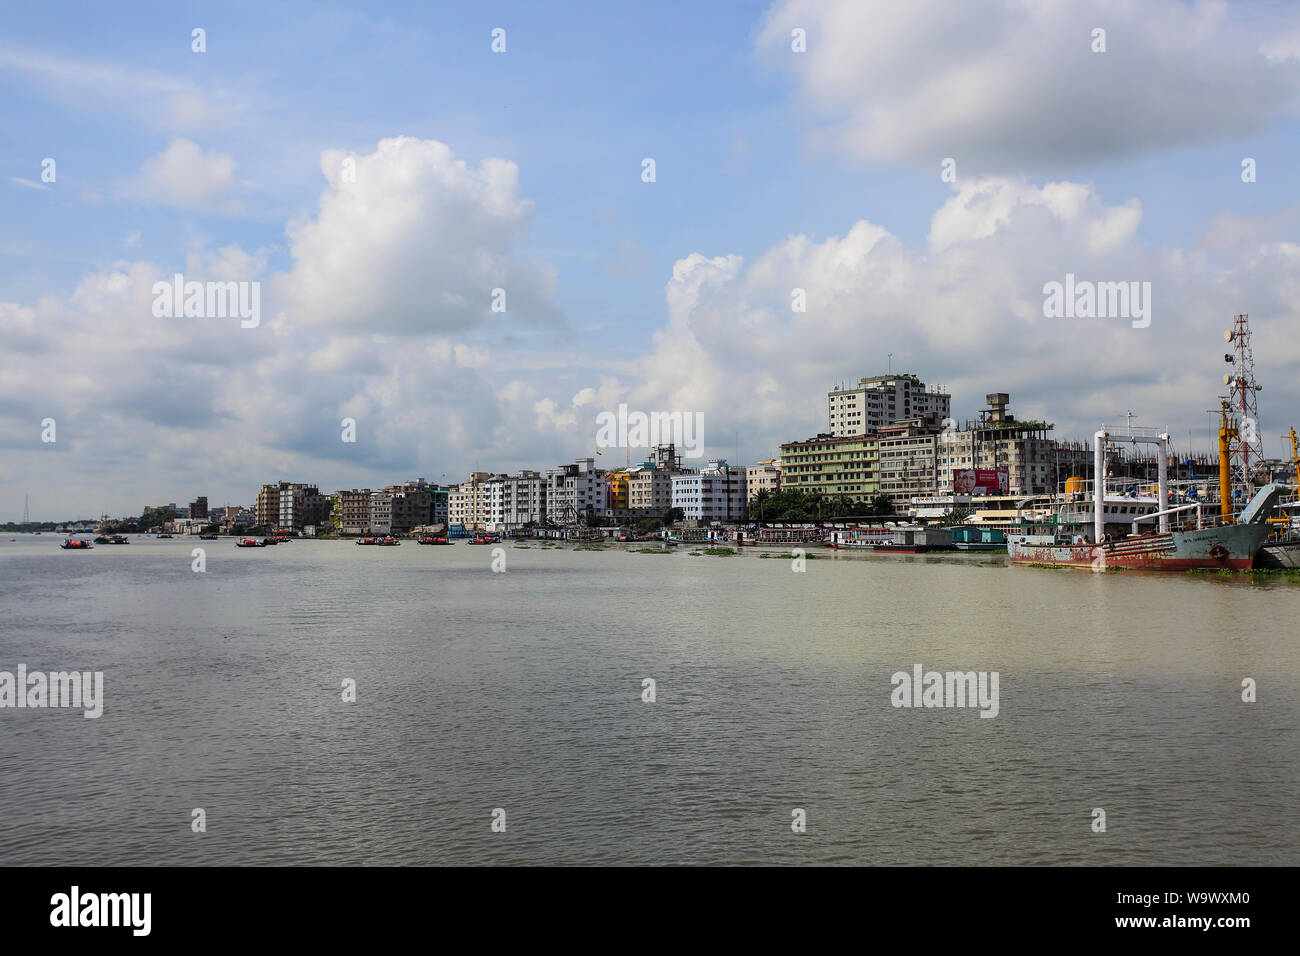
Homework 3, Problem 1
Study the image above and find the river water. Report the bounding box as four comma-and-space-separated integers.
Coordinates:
0, 535, 1296, 865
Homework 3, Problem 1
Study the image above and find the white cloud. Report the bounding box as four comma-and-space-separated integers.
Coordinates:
596, 177, 1300, 463
276, 137, 561, 334
136, 138, 240, 212
757, 0, 1300, 170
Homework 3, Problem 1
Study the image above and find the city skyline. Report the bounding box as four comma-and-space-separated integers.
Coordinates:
5, 1, 1300, 518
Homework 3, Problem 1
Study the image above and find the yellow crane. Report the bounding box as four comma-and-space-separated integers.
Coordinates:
1218, 400, 1238, 522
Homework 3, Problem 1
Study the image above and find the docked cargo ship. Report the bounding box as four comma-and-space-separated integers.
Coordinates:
1008, 425, 1282, 570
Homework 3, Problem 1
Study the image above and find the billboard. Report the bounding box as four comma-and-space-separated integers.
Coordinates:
953, 468, 1008, 495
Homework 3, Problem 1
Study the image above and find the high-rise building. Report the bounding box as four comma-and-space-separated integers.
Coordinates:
828, 373, 950, 438
779, 435, 879, 503
671, 460, 747, 522
546, 459, 607, 523
481, 471, 549, 532
876, 414, 945, 511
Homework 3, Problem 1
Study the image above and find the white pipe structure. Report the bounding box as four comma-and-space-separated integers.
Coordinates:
1157, 432, 1170, 533
1094, 430, 1107, 545
1131, 501, 1202, 535
1093, 427, 1171, 542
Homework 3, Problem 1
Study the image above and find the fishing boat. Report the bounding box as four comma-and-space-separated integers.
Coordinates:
236, 538, 266, 548
93, 535, 112, 544
199, 534, 218, 540
1008, 423, 1282, 570
156, 533, 173, 539
355, 536, 380, 546
60, 537, 93, 549
466, 535, 499, 545
377, 536, 400, 546
417, 535, 452, 545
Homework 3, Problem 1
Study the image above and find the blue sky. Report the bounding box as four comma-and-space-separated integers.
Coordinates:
3, 0, 1300, 518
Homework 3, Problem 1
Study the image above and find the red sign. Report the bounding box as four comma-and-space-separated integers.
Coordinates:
953, 468, 1008, 495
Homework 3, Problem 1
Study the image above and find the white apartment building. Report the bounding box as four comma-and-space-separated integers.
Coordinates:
483, 471, 549, 532
828, 373, 951, 438
745, 459, 781, 501
546, 458, 607, 523
671, 460, 748, 522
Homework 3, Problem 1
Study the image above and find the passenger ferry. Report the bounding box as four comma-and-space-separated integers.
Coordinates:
664, 528, 713, 545
827, 527, 894, 549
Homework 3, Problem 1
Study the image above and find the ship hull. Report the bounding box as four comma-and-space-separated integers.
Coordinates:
1008, 522, 1268, 571
1255, 540, 1300, 569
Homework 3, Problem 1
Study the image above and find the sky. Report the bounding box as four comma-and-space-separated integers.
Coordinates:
2, 0, 1300, 519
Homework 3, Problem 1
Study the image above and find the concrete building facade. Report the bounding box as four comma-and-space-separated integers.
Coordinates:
828, 373, 951, 438
671, 460, 747, 522
778, 435, 879, 502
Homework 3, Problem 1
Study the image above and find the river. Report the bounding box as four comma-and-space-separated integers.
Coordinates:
1, 535, 1296, 865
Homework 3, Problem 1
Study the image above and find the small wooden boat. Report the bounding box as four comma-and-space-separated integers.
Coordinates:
156, 533, 173, 539
356, 536, 380, 546
417, 535, 452, 545
61, 538, 93, 549
377, 536, 400, 546
199, 534, 218, 540
236, 538, 266, 548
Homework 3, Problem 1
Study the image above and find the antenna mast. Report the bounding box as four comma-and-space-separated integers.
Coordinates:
1224, 314, 1263, 487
